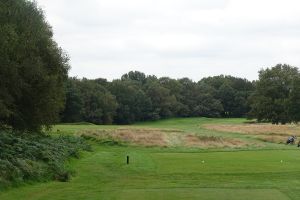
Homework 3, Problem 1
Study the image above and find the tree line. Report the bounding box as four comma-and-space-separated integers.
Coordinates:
2, 0, 300, 132
61, 65, 300, 126
61, 72, 255, 125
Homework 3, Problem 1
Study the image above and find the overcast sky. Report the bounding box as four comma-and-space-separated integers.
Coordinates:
36, 0, 300, 81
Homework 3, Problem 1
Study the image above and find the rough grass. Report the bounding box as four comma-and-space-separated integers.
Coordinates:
184, 134, 249, 148
203, 124, 300, 136
80, 128, 168, 147
79, 127, 252, 148
203, 123, 300, 144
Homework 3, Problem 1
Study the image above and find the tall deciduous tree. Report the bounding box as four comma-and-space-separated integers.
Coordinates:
109, 80, 152, 124
201, 75, 254, 117
288, 76, 300, 122
121, 71, 146, 84
61, 78, 83, 123
144, 80, 178, 118
80, 79, 117, 125
249, 64, 300, 124
0, 0, 69, 131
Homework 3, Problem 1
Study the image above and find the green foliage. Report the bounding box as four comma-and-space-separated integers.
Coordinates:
62, 66, 300, 125
121, 71, 146, 84
61, 78, 118, 125
288, 76, 300, 122
62, 71, 255, 124
144, 80, 177, 118
0, 131, 90, 189
0, 0, 69, 131
249, 64, 300, 124
61, 78, 84, 123
80, 79, 117, 124
109, 80, 152, 124
201, 75, 254, 117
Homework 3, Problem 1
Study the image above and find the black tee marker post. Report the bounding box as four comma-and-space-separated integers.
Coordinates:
126, 156, 129, 164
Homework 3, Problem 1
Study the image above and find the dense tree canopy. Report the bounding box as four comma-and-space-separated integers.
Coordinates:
109, 80, 151, 124
201, 75, 254, 117
0, 0, 69, 131
61, 78, 117, 125
61, 71, 256, 124
63, 66, 300, 125
1, 1, 298, 128
249, 64, 300, 124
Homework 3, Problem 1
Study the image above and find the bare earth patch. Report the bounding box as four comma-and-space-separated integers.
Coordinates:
203, 124, 300, 144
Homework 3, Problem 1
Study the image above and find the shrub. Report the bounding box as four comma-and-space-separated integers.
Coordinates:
0, 130, 90, 189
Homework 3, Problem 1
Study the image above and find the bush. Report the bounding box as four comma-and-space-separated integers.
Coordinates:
0, 131, 90, 189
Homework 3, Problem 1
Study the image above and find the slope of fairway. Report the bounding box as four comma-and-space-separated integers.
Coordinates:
1, 118, 300, 200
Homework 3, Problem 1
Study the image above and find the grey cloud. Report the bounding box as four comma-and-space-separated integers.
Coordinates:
36, 0, 300, 81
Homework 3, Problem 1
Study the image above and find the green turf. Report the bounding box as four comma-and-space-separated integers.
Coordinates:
119, 188, 289, 200
1, 118, 300, 200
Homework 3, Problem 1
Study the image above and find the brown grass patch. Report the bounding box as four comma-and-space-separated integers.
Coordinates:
203, 124, 300, 136
203, 124, 300, 144
184, 135, 248, 148
258, 135, 287, 144
79, 128, 179, 147
79, 127, 251, 148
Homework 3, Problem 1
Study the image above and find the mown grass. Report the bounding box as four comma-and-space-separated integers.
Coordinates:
1, 118, 300, 200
